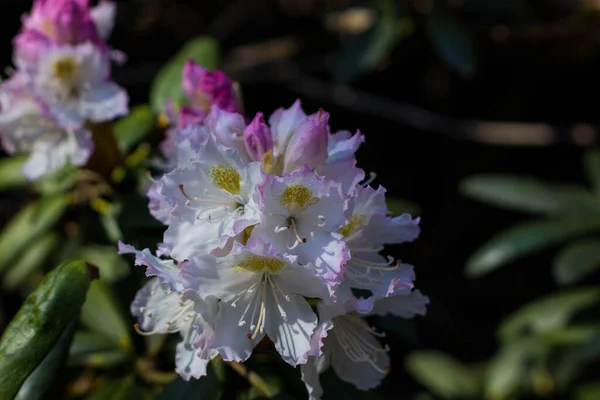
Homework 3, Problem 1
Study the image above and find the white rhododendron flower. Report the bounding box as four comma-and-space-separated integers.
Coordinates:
123, 95, 428, 397
0, 0, 127, 180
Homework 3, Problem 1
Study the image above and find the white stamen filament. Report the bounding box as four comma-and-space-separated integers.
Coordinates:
179, 184, 229, 207
289, 217, 307, 244
361, 172, 377, 187
350, 255, 398, 271
134, 301, 194, 336
237, 274, 290, 340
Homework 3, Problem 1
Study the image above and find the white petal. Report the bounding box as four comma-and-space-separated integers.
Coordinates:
209, 298, 263, 362
80, 82, 129, 123
379, 214, 421, 244
91, 1, 117, 39
163, 220, 224, 261
180, 255, 258, 302
268, 99, 306, 158
175, 314, 218, 381
175, 338, 212, 381
295, 231, 349, 293
118, 242, 184, 292
368, 289, 429, 318
130, 278, 194, 334
329, 316, 390, 391
326, 129, 364, 163
22, 129, 93, 180
147, 180, 172, 225
277, 265, 331, 301
316, 159, 365, 196
301, 357, 325, 400
264, 292, 317, 366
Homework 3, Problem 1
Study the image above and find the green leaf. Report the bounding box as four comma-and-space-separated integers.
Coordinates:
75, 245, 129, 283
460, 175, 600, 216
425, 13, 476, 79
0, 260, 96, 399
553, 239, 600, 285
405, 350, 480, 399
538, 324, 600, 346
157, 363, 221, 400
584, 148, 600, 196
498, 287, 600, 342
2, 233, 58, 291
576, 383, 600, 400
69, 332, 130, 367
485, 338, 547, 400
0, 155, 28, 191
574, 333, 600, 363
85, 376, 136, 400
150, 36, 220, 114
114, 104, 155, 152
334, 0, 411, 83
386, 198, 421, 216
80, 280, 133, 351
465, 218, 600, 278
0, 194, 69, 274
32, 164, 78, 195
14, 320, 78, 400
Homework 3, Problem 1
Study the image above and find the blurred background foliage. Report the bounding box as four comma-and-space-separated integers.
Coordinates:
2, 0, 600, 399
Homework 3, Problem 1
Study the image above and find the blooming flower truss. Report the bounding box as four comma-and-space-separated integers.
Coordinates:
0, 0, 128, 180
122, 83, 429, 398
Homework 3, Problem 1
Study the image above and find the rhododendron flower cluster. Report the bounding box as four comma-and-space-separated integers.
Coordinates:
0, 0, 127, 180
121, 68, 428, 398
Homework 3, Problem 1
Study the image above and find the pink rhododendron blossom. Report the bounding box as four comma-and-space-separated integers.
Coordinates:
0, 0, 126, 180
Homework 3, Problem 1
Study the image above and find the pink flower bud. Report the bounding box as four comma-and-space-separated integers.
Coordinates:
283, 109, 329, 174
243, 112, 273, 161
181, 60, 238, 113
14, 0, 111, 66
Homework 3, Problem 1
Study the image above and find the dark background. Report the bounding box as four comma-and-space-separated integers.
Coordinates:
2, 1, 599, 398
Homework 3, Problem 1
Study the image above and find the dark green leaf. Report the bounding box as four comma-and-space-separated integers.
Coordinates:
584, 148, 600, 196
80, 280, 133, 351
386, 198, 421, 216
498, 287, 600, 341
114, 104, 155, 152
485, 338, 547, 400
0, 260, 96, 399
538, 325, 600, 346
574, 333, 600, 363
69, 332, 130, 367
553, 239, 600, 285
32, 164, 78, 195
334, 0, 410, 83
575, 382, 600, 400
405, 350, 480, 399
76, 245, 130, 283
0, 194, 69, 274
85, 376, 135, 400
425, 14, 476, 79
0, 155, 28, 191
150, 37, 220, 114
465, 218, 600, 278
2, 233, 58, 291
157, 363, 221, 400
460, 175, 600, 215
14, 320, 77, 400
